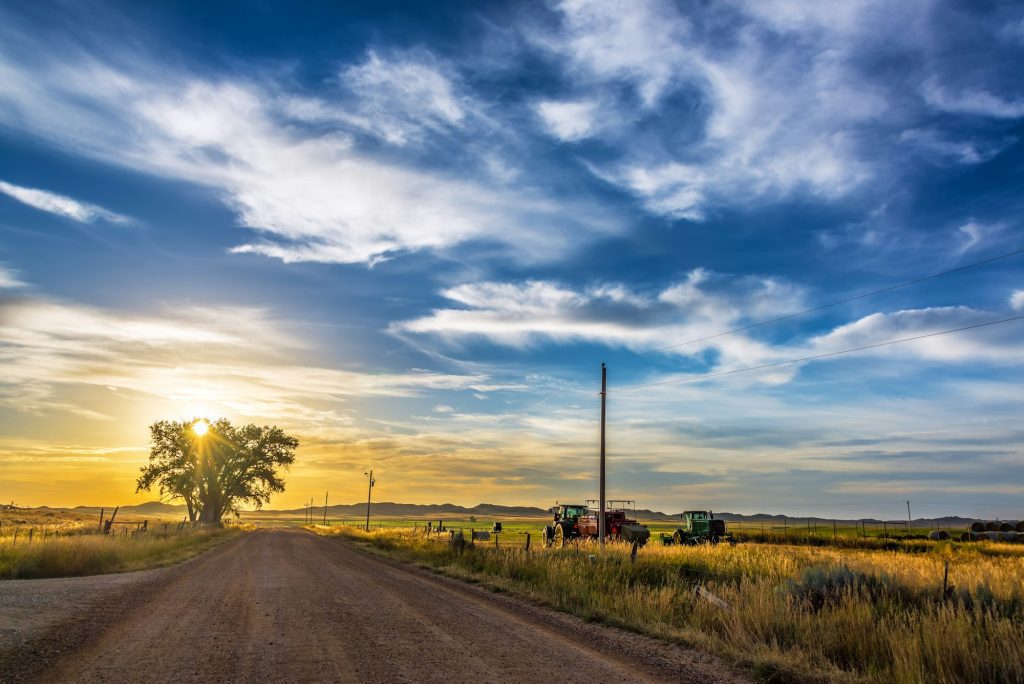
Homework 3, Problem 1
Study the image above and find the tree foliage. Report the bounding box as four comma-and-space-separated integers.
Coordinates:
137, 418, 298, 524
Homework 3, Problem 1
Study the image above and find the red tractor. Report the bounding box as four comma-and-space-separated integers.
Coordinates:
541, 500, 650, 547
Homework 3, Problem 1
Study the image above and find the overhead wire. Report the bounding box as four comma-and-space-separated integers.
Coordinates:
611, 313, 1024, 394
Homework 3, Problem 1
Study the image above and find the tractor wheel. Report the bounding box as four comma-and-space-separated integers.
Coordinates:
542, 525, 554, 547
554, 523, 566, 548
672, 529, 684, 545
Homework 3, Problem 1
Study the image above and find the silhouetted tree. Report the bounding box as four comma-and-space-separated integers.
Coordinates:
137, 418, 298, 524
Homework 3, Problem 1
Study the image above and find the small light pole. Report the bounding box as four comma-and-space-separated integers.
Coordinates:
364, 470, 375, 531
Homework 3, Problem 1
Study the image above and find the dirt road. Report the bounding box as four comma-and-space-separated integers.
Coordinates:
0, 529, 746, 683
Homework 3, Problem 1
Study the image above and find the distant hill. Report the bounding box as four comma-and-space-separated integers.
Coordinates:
71, 502, 186, 516
41, 501, 985, 526
266, 502, 552, 519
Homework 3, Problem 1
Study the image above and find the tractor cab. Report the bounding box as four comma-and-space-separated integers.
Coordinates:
668, 510, 732, 545
682, 510, 711, 534
553, 504, 588, 523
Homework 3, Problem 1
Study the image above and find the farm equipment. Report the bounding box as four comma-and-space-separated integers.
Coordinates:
541, 500, 651, 547
663, 511, 736, 546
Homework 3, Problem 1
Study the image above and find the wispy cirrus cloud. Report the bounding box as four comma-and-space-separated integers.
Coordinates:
0, 264, 25, 288
0, 33, 617, 265
394, 271, 811, 380
526, 0, 1024, 221
395, 275, 1024, 385
922, 79, 1024, 120
0, 179, 128, 224
534, 99, 599, 141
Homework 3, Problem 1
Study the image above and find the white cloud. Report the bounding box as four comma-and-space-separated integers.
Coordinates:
1011, 290, 1024, 312
534, 0, 887, 220
0, 264, 25, 288
808, 306, 1024, 364
396, 276, 1024, 388
0, 50, 615, 265
339, 52, 468, 145
0, 179, 128, 224
394, 272, 809, 377
544, 0, 691, 107
534, 99, 599, 141
290, 51, 473, 146
898, 128, 1016, 165
922, 79, 1024, 119
955, 220, 998, 254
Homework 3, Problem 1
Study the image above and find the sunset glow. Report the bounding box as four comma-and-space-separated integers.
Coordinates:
0, 1, 1022, 521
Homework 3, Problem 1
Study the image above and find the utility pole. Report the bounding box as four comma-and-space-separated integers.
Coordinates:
907, 500, 912, 535
323, 491, 329, 526
599, 362, 607, 547
365, 470, 375, 531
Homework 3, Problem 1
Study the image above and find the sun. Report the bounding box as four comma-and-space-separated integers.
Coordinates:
193, 420, 209, 436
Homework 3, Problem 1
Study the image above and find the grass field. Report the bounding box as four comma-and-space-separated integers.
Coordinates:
0, 509, 244, 579
291, 513, 996, 553
313, 523, 1024, 683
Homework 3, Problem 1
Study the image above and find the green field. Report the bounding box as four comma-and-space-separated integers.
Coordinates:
268, 511, 987, 553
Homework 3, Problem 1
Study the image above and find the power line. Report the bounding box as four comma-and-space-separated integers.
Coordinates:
641, 245, 1024, 355
612, 313, 1024, 394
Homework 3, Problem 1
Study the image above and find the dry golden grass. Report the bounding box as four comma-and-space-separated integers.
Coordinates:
0, 526, 243, 579
314, 525, 1024, 683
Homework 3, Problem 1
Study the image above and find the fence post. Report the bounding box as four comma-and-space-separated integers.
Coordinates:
525, 532, 531, 552
883, 521, 888, 538
832, 520, 837, 545
942, 560, 950, 598
28, 528, 33, 545
630, 539, 639, 564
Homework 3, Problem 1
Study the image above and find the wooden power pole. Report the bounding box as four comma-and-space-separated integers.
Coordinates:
365, 470, 375, 531
599, 362, 607, 547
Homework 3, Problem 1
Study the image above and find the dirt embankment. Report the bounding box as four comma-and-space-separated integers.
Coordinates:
0, 529, 748, 683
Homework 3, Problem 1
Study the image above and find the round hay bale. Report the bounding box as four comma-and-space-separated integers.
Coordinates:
959, 532, 972, 542
1016, 521, 1024, 533
984, 531, 1001, 541
1000, 522, 1014, 532
985, 521, 999, 531
999, 531, 1018, 542
970, 521, 986, 532
928, 530, 949, 541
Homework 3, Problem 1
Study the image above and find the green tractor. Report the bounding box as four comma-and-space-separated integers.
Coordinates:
665, 511, 736, 546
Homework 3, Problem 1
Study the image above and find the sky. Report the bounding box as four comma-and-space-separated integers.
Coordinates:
1, 0, 1022, 519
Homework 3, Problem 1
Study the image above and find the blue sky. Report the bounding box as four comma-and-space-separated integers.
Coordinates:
0, 0, 1022, 517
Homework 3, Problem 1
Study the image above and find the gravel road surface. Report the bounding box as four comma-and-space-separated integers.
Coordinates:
0, 529, 747, 683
